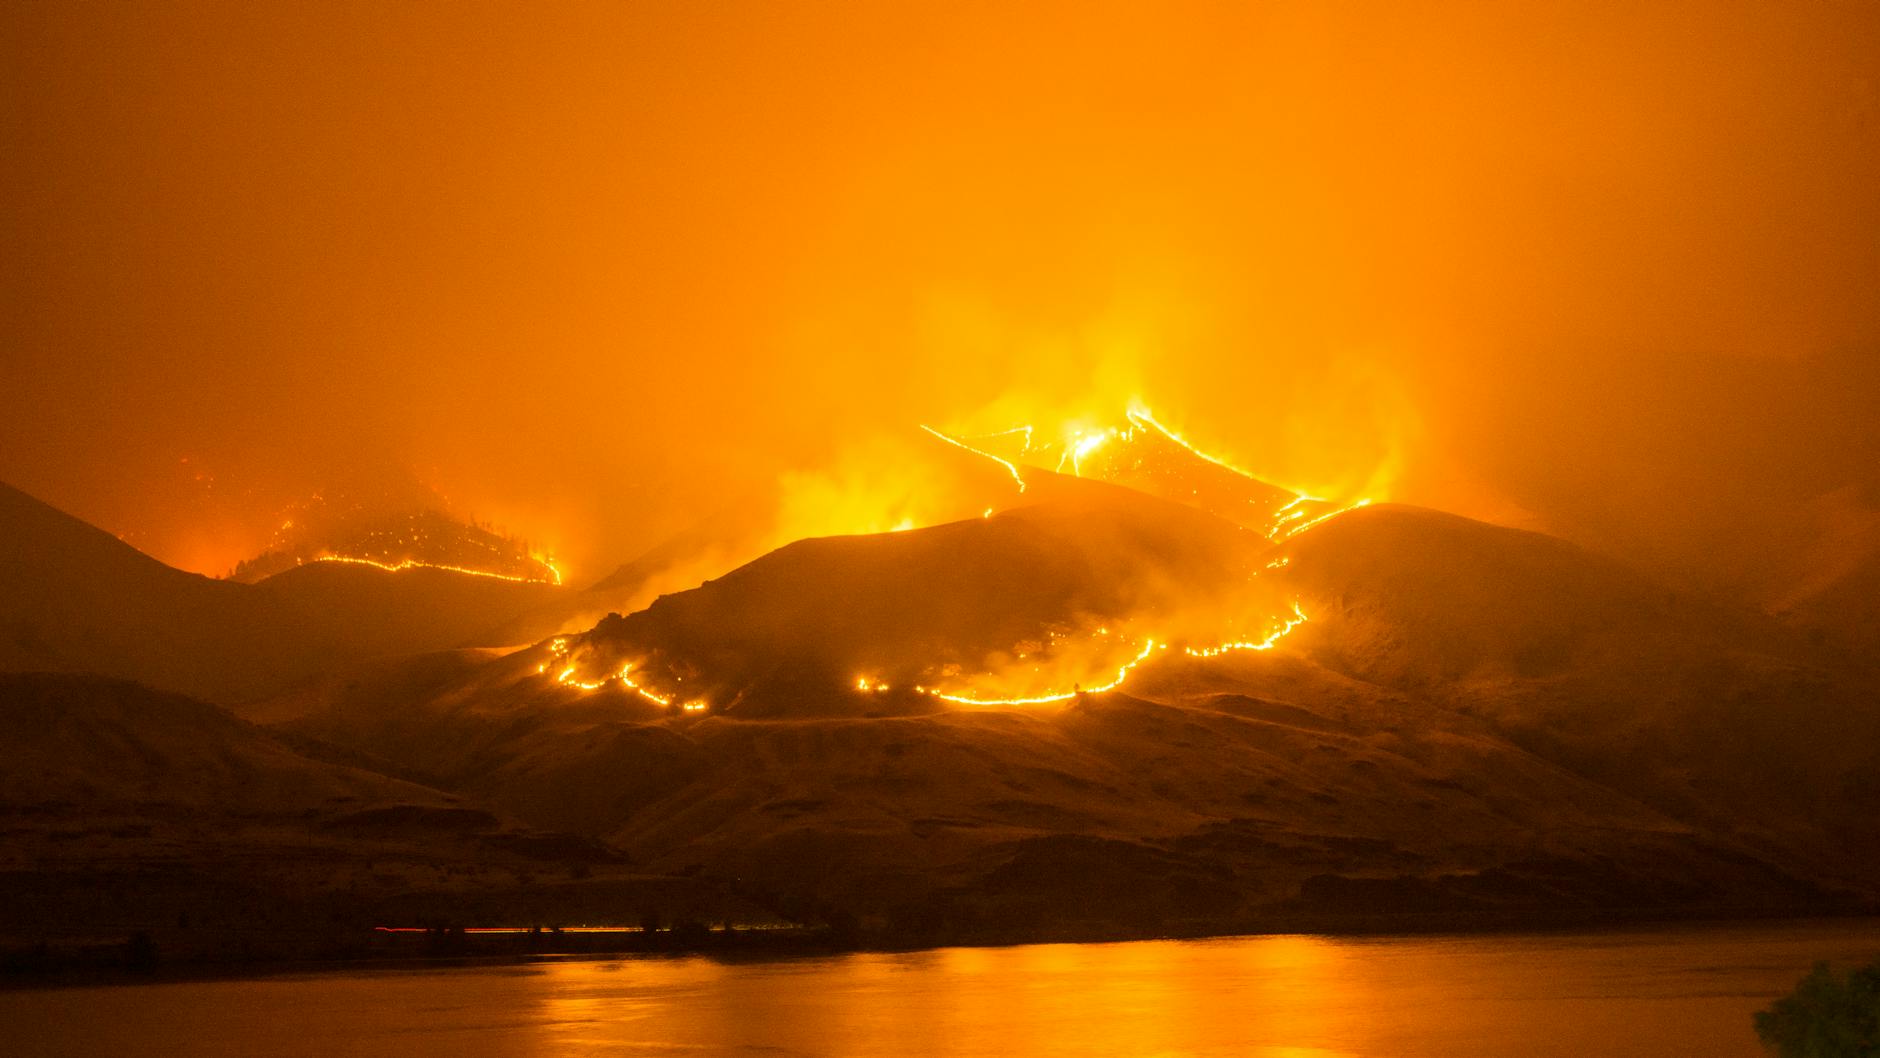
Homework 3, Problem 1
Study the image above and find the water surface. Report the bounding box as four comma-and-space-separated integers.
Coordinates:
10, 919, 1879, 1057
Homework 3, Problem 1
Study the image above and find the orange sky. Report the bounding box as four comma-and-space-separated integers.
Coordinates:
4, 2, 1877, 588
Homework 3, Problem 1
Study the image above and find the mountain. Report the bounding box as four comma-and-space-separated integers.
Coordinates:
575, 484, 1276, 716
0, 482, 561, 702
1268, 504, 1880, 846
8, 469, 1877, 951
277, 495, 1880, 940
251, 561, 560, 655
228, 499, 558, 586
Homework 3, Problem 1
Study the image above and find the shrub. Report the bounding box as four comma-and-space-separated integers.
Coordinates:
1755, 958, 1880, 1057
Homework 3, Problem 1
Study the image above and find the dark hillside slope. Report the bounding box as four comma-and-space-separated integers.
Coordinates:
581, 487, 1279, 715
1272, 504, 1880, 848
0, 482, 560, 701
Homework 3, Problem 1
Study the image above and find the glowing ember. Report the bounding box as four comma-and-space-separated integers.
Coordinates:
916, 637, 1167, 706
1182, 601, 1309, 657
931, 402, 1375, 543
305, 553, 563, 585
1277, 498, 1374, 540
908, 600, 1310, 706
544, 636, 700, 710
918, 424, 1029, 493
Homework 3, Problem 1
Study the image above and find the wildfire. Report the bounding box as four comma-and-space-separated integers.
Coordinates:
1181, 601, 1309, 657
543, 636, 702, 710
303, 553, 564, 585
852, 600, 1311, 708
534, 401, 1366, 715
548, 597, 1311, 713
1123, 403, 1249, 474
921, 401, 1376, 543
1276, 498, 1374, 540
918, 424, 1028, 493
914, 637, 1167, 707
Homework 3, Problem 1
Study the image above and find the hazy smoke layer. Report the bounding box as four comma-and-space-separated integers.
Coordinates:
4, 4, 1877, 596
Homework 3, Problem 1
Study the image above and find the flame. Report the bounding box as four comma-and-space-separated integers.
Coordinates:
916, 637, 1167, 706
935, 400, 1375, 542
549, 591, 1312, 712
1276, 498, 1374, 540
918, 424, 1028, 493
1182, 600, 1309, 657
906, 600, 1311, 707
305, 553, 563, 585
1122, 402, 1256, 477
1059, 426, 1124, 476
543, 636, 698, 710
538, 400, 1371, 713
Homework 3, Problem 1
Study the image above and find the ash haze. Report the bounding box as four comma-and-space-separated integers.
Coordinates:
4, 2, 1879, 594
14, 10, 1880, 1051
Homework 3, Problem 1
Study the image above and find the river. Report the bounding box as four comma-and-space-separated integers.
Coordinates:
9, 919, 1878, 1057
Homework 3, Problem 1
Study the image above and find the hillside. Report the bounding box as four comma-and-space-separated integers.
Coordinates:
277, 497, 1880, 938
1269, 504, 1880, 846
0, 482, 562, 702
9, 474, 1878, 948
577, 486, 1277, 715
0, 673, 765, 964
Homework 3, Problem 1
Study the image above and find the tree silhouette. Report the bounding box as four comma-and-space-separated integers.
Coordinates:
1755, 958, 1880, 1057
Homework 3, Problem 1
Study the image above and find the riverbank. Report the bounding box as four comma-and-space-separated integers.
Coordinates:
7, 902, 1875, 992
14, 918, 1880, 1058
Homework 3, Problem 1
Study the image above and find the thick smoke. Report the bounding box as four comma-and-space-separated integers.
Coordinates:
3, 3, 1877, 602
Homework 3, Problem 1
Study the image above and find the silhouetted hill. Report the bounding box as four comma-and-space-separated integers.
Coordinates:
228, 504, 556, 585
9, 475, 1879, 951
0, 482, 329, 701
252, 561, 560, 654
1270, 503, 1880, 841
0, 672, 766, 964
0, 672, 450, 809
0, 482, 563, 702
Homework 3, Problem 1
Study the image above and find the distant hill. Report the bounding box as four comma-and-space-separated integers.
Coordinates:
228, 502, 557, 586
251, 560, 561, 654
0, 482, 560, 702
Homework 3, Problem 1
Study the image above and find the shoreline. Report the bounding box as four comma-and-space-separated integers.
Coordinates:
6, 904, 1875, 993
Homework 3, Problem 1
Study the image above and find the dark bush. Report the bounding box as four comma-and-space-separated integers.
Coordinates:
1755, 958, 1880, 1057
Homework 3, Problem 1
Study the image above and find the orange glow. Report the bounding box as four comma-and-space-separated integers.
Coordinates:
1123, 403, 1255, 480
543, 635, 716, 712
900, 600, 1309, 707
917, 637, 1167, 707
1182, 601, 1309, 658
11, 3, 1875, 593
304, 552, 563, 585
1277, 498, 1375, 540
919, 424, 1028, 494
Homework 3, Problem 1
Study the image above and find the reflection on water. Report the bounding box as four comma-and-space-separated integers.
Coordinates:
8, 919, 1880, 1057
